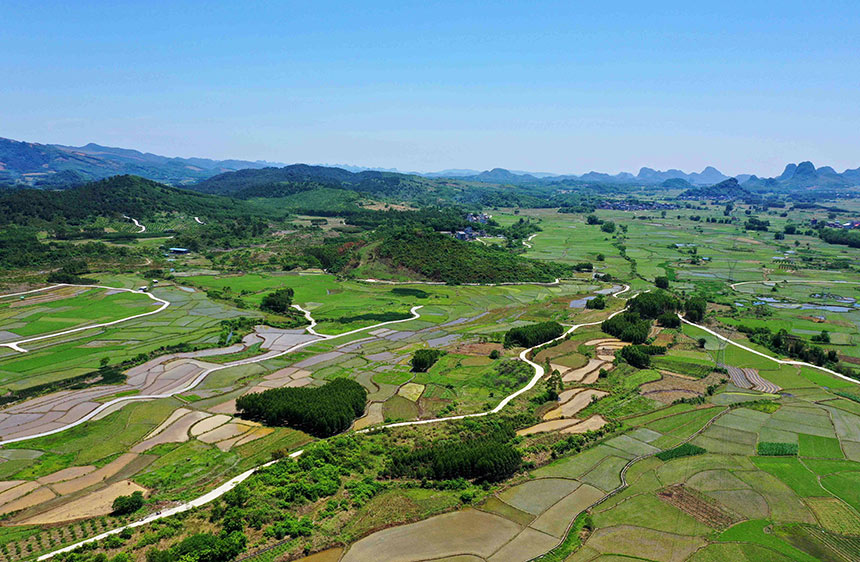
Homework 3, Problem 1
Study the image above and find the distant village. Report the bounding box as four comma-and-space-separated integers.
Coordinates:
597, 200, 678, 211
442, 213, 491, 241
811, 218, 860, 230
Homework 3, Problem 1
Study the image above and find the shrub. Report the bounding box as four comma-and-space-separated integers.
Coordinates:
656, 443, 706, 461
757, 442, 798, 456
111, 491, 144, 515
145, 531, 246, 562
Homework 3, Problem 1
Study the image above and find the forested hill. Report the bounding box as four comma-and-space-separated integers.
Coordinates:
0, 136, 279, 188
360, 229, 573, 284
189, 164, 555, 208
0, 175, 260, 226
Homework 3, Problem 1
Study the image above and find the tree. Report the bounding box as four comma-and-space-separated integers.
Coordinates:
812, 330, 831, 343
111, 491, 144, 515
600, 221, 616, 233
545, 370, 563, 401
657, 313, 680, 328
684, 297, 707, 322
654, 276, 669, 289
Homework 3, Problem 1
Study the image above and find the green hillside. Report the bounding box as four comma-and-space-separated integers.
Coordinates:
0, 175, 267, 226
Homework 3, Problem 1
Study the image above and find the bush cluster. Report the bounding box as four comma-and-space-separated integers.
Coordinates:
757, 442, 798, 456
655, 443, 706, 461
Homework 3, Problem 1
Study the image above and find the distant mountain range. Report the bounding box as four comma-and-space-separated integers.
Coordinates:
1, 135, 859, 191
0, 137, 282, 187
449, 163, 860, 190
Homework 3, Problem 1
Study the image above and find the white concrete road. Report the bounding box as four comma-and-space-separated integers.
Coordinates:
0, 284, 169, 353
121, 215, 146, 233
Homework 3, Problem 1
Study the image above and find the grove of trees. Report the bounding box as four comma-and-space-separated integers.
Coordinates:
504, 321, 565, 348
236, 378, 367, 437
260, 287, 294, 314
411, 349, 443, 372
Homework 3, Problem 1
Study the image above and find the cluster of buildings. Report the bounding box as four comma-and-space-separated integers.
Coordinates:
454, 226, 484, 241
466, 212, 491, 224
810, 218, 860, 229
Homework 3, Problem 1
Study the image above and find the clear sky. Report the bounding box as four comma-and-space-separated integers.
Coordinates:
2, 1, 859, 176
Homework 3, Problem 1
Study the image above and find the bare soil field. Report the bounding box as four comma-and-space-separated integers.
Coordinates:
0, 481, 40, 508
52, 452, 139, 495
131, 410, 211, 452
37, 466, 96, 484
0, 485, 56, 515
189, 413, 230, 436
197, 421, 254, 444
544, 389, 608, 420
23, 480, 147, 524
561, 415, 609, 434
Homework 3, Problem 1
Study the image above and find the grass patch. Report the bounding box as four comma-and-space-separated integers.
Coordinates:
740, 400, 781, 414
835, 390, 860, 403
717, 519, 819, 562
751, 457, 823, 497
531, 512, 591, 562
798, 434, 844, 459
820, 471, 860, 512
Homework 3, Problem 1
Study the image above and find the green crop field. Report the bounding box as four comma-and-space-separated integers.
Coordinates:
0, 286, 158, 338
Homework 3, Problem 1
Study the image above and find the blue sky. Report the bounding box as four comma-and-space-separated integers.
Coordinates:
2, 1, 859, 175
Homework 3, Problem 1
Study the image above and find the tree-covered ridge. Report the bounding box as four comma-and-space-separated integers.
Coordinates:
0, 175, 265, 226
236, 378, 367, 437
374, 229, 572, 284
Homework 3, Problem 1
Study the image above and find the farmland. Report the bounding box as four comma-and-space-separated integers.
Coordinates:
1, 195, 860, 562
